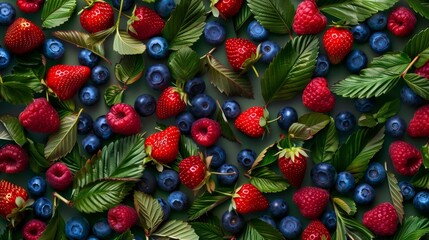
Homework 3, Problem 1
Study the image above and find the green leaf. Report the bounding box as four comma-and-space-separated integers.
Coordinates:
27, 139, 51, 173
61, 144, 85, 174
332, 52, 410, 98
251, 143, 277, 170
407, 0, 429, 21
134, 191, 164, 234
249, 167, 289, 193
240, 219, 284, 240
0, 131, 12, 141
332, 196, 357, 215
205, 54, 253, 98
386, 168, 404, 224
372, 99, 401, 123
0, 82, 33, 104
113, 230, 135, 240
179, 136, 199, 160
423, 143, 429, 169
113, 31, 146, 55
415, 48, 429, 68
115, 55, 145, 85
41, 0, 76, 28
162, 0, 206, 50
334, 204, 375, 240
4, 65, 44, 93
233, 3, 252, 32
190, 222, 223, 240
394, 216, 429, 240
188, 191, 230, 220
104, 85, 125, 107
411, 168, 429, 189
39, 208, 67, 240
261, 35, 318, 104
288, 113, 330, 141
319, 0, 398, 25
0, 115, 26, 146
312, 118, 338, 163
215, 107, 240, 143
404, 73, 429, 100
152, 220, 199, 240
168, 47, 200, 83
247, 0, 294, 35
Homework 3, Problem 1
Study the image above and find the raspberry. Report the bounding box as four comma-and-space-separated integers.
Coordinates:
415, 61, 429, 79
387, 7, 416, 37
363, 202, 398, 236
293, 186, 330, 219
191, 118, 221, 147
17, 0, 43, 13
22, 219, 46, 240
408, 104, 429, 137
292, 0, 327, 35
389, 140, 422, 176
302, 77, 335, 113
46, 162, 73, 191
106, 103, 141, 135
0, 144, 29, 174
18, 98, 60, 134
108, 205, 138, 233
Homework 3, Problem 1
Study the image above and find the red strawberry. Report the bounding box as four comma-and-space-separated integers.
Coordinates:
179, 155, 207, 190
128, 6, 165, 41
302, 77, 335, 113
45, 162, 73, 191
323, 27, 353, 64
145, 126, 181, 164
278, 147, 308, 188
46, 65, 91, 100
4, 17, 45, 55
293, 186, 329, 219
416, 61, 429, 79
407, 104, 429, 137
292, 0, 327, 35
17, 0, 43, 13
108, 205, 138, 233
106, 103, 141, 135
214, 0, 243, 18
191, 118, 221, 147
232, 183, 269, 214
387, 7, 416, 37
0, 180, 28, 219
234, 106, 268, 138
156, 87, 187, 119
80, 1, 115, 33
302, 220, 331, 240
389, 140, 422, 176
22, 219, 46, 240
19, 98, 60, 134
225, 38, 257, 71
0, 144, 29, 174
362, 202, 398, 236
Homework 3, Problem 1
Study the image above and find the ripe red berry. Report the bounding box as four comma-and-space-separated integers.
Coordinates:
215, 0, 243, 18
302, 220, 331, 240
108, 205, 138, 233
407, 104, 429, 137
16, 0, 43, 13
0, 144, 29, 174
363, 202, 398, 236
191, 118, 221, 147
145, 126, 181, 164
389, 140, 422, 176
22, 219, 46, 240
4, 17, 45, 55
46, 162, 73, 191
293, 0, 327, 35
106, 103, 141, 135
225, 38, 257, 71
233, 183, 269, 214
323, 27, 354, 64
234, 106, 268, 138
179, 155, 207, 190
293, 186, 330, 219
128, 6, 165, 41
19, 98, 60, 134
302, 77, 335, 113
388, 6, 416, 37
80, 2, 115, 33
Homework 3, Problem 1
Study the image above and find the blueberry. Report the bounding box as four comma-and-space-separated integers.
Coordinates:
247, 20, 268, 42
190, 94, 216, 118
222, 99, 241, 119
351, 23, 371, 43
321, 210, 337, 231
145, 64, 171, 91
314, 54, 330, 77
354, 183, 376, 205
0, 47, 10, 69
367, 12, 388, 31
112, 0, 134, 11
364, 162, 386, 186
27, 176, 46, 197
216, 164, 239, 186
277, 106, 298, 131
345, 50, 367, 74
354, 98, 375, 113
87, 236, 99, 240
134, 94, 157, 117
147, 37, 169, 59
205, 145, 226, 168
237, 149, 257, 168
335, 111, 356, 133
385, 115, 406, 138
221, 211, 244, 234
369, 32, 391, 54
91, 66, 110, 85
311, 162, 337, 189
79, 85, 99, 106
278, 216, 302, 239
137, 171, 157, 195
167, 191, 188, 211
33, 197, 53, 220
92, 218, 112, 240
335, 171, 355, 194
259, 215, 276, 228
82, 134, 101, 155
399, 181, 415, 201
78, 49, 99, 68
269, 198, 288, 219
93, 115, 113, 140
414, 191, 429, 214
260, 40, 280, 64
65, 216, 90, 240
157, 198, 171, 221
0, 3, 15, 26
175, 111, 195, 134
155, 0, 176, 18
43, 38, 65, 60
157, 169, 179, 192
203, 21, 226, 45
400, 85, 424, 107
184, 77, 206, 97
78, 112, 93, 135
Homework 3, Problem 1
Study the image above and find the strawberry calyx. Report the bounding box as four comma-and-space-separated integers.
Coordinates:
127, 5, 139, 35
78, 0, 105, 15
6, 197, 34, 228
210, 0, 221, 17
276, 145, 308, 163
240, 44, 262, 77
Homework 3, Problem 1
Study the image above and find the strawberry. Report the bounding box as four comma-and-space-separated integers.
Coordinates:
234, 106, 268, 138
45, 65, 91, 101
0, 180, 29, 225
17, 0, 43, 13
322, 27, 353, 64
4, 17, 45, 55
214, 0, 243, 18
362, 202, 398, 236
19, 98, 60, 134
292, 0, 327, 35
80, 1, 115, 33
145, 126, 181, 164
302, 77, 335, 113
407, 104, 429, 137
277, 147, 308, 188
179, 155, 207, 190
0, 144, 29, 174
387, 7, 416, 37
292, 186, 330, 219
156, 87, 187, 119
106, 103, 141, 135
232, 183, 269, 214
389, 140, 422, 176
302, 220, 331, 240
225, 38, 257, 71
128, 6, 165, 41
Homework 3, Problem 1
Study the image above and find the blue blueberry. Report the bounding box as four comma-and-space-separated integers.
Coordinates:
190, 94, 216, 118
385, 115, 406, 138
278, 216, 302, 239
260, 40, 280, 64
43, 38, 65, 60
414, 191, 429, 214
354, 98, 375, 113
221, 211, 244, 234
175, 111, 195, 134
145, 64, 171, 91
79, 85, 99, 106
78, 49, 99, 68
354, 183, 376, 205
364, 162, 386, 186
184, 77, 206, 97
314, 54, 330, 77
367, 12, 388, 31
147, 37, 169, 59
82, 134, 101, 155
399, 181, 415, 201
33, 197, 53, 220
0, 47, 10, 69
311, 162, 337, 189
91, 66, 110, 85
237, 149, 257, 168
400, 85, 424, 107
157, 169, 179, 192
157, 198, 171, 221
77, 112, 93, 135
247, 20, 268, 42
321, 210, 337, 231
92, 218, 112, 240
87, 236, 99, 240
203, 21, 226, 45
0, 3, 15, 26
205, 145, 226, 168
155, 0, 176, 18
351, 23, 371, 43
134, 94, 157, 117
112, 0, 134, 11
137, 171, 157, 195
93, 115, 113, 140
277, 106, 298, 131
222, 99, 241, 119
335, 171, 355, 194
269, 198, 288, 219
167, 191, 188, 211
369, 32, 391, 54
217, 164, 239, 186
335, 111, 356, 133
65, 216, 90, 240
259, 215, 276, 228
27, 176, 46, 197
345, 50, 367, 74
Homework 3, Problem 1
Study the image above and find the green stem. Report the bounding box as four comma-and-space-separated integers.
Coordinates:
53, 192, 72, 207
115, 0, 125, 29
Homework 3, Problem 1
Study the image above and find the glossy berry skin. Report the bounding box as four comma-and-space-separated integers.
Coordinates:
369, 32, 391, 54
321, 210, 337, 231
408, 104, 429, 137
363, 202, 398, 237
260, 40, 280, 64
167, 191, 188, 211
215, 0, 243, 18
156, 87, 187, 119
27, 176, 46, 197
43, 38, 64, 60
269, 198, 288, 219
65, 216, 90, 240
235, 106, 267, 138
0, 47, 10, 69
237, 149, 256, 168
302, 77, 335, 113
33, 197, 53, 221
314, 54, 330, 77
19, 98, 60, 134
259, 215, 276, 228
155, 0, 176, 17
77, 113, 92, 135
46, 162, 73, 191
364, 162, 386, 186
222, 99, 241, 119
247, 20, 268, 42
399, 181, 415, 201
91, 66, 110, 85
351, 23, 370, 43
79, 85, 99, 106
5, 18, 45, 55
335, 171, 355, 194
134, 94, 157, 117
205, 145, 226, 168
78, 49, 99, 68
389, 140, 423, 176
345, 49, 367, 74
354, 183, 376, 205
414, 191, 429, 213
335, 111, 356, 133
323, 27, 354, 64
179, 155, 206, 189
145, 126, 180, 164
108, 205, 138, 233
93, 115, 113, 140
292, 0, 327, 35
45, 65, 91, 101
385, 115, 406, 138
278, 216, 302, 239
277, 106, 298, 131
106, 103, 141, 136
0, 3, 15, 26
190, 94, 216, 118
22, 219, 46, 240
354, 98, 375, 113
311, 162, 337, 189
157, 198, 171, 221
367, 12, 388, 31
92, 218, 112, 240
217, 164, 239, 186
0, 144, 29, 174
80, 2, 114, 33
157, 169, 179, 192
191, 118, 221, 147
302, 220, 332, 240
82, 134, 101, 155
112, 0, 134, 11
128, 6, 165, 41
146, 64, 170, 91
233, 183, 269, 214
17, 0, 43, 13
222, 211, 244, 234
400, 85, 424, 107
203, 21, 226, 45
184, 77, 206, 97
225, 38, 257, 71
147, 37, 169, 59
175, 112, 195, 134
388, 7, 416, 37
137, 171, 157, 195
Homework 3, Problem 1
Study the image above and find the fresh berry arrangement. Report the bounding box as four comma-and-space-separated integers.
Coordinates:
1, 0, 429, 239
